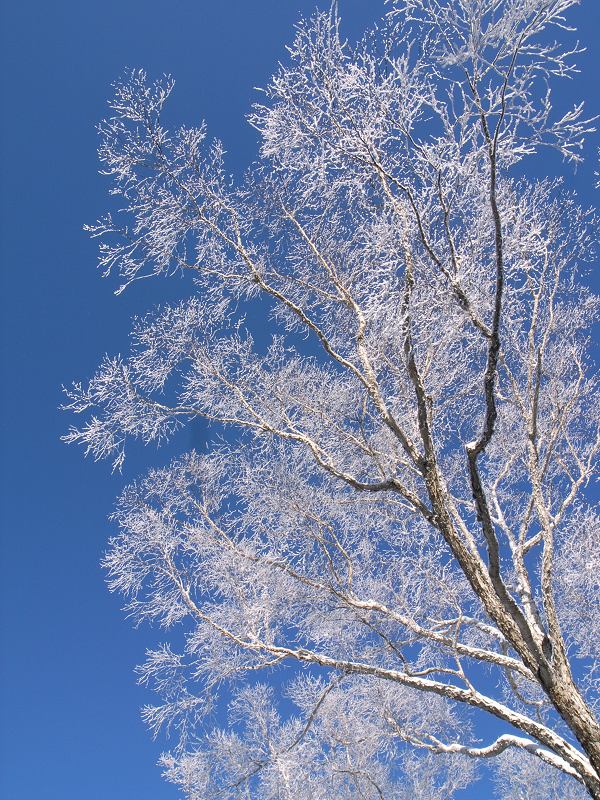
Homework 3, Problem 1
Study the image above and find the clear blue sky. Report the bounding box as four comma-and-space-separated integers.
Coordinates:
0, 2, 598, 799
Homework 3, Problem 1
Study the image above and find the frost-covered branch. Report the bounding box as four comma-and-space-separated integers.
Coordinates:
67, 1, 600, 797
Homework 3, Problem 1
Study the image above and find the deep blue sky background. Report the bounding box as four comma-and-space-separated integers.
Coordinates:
0, 2, 598, 799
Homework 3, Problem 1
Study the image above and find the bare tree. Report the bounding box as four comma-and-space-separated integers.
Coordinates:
64, 1, 600, 797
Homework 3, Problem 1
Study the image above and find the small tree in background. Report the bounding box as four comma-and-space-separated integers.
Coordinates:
65, 1, 600, 797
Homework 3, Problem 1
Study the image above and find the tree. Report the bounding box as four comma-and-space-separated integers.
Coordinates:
64, 1, 600, 797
